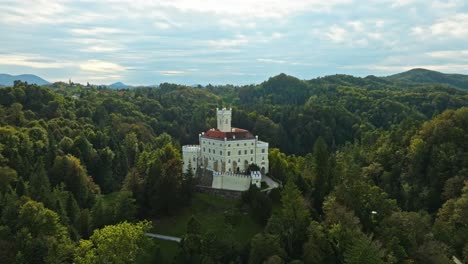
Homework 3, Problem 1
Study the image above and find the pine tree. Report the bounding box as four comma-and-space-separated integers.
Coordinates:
344, 235, 384, 264
280, 181, 311, 258
29, 161, 51, 206
312, 136, 330, 211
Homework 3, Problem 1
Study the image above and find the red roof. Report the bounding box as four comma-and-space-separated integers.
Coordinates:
202, 127, 255, 141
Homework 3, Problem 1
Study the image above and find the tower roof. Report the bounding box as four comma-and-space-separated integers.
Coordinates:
202, 127, 255, 141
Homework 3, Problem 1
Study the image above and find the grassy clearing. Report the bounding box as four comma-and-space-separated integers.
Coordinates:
152, 192, 263, 260
152, 193, 261, 239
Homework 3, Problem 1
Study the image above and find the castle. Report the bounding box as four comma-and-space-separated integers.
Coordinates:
182, 108, 269, 191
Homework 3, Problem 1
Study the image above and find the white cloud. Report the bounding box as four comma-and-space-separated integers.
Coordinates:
412, 13, 468, 38
0, 54, 71, 68
256, 58, 287, 64
391, 0, 418, 8
80, 45, 123, 53
219, 19, 256, 28
325, 26, 347, 43
0, 0, 66, 24
431, 0, 464, 10
154, 22, 171, 29
347, 21, 364, 32
157, 0, 352, 18
158, 70, 186, 76
70, 27, 126, 36
79, 60, 126, 73
426, 50, 468, 60
207, 35, 249, 48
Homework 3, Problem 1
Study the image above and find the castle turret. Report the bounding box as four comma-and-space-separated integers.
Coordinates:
217, 107, 232, 132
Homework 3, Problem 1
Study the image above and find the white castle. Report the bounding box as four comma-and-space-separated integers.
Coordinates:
182, 108, 269, 191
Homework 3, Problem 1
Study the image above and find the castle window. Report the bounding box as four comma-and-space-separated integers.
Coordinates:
237, 143, 239, 146
220, 151, 223, 155
262, 156, 264, 160
251, 150, 253, 154
244, 150, 247, 154
228, 159, 231, 163
251, 157, 253, 161
238, 159, 240, 162
262, 149, 265, 153
208, 149, 211, 153
228, 144, 231, 147
203, 147, 205, 152
228, 151, 230, 156
238, 150, 241, 155
251, 143, 254, 146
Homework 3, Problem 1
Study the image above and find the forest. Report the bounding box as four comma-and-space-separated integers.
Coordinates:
0, 72, 467, 264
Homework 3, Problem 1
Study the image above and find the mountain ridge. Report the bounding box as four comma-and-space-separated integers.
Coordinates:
1, 68, 468, 89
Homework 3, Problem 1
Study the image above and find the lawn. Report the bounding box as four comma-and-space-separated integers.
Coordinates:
151, 193, 263, 261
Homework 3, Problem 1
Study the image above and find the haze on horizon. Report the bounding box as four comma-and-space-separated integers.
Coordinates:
0, 0, 467, 85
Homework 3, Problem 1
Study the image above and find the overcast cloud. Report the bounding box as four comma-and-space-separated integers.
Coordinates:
0, 0, 467, 85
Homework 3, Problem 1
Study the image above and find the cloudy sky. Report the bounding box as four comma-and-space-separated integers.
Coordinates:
0, 0, 467, 85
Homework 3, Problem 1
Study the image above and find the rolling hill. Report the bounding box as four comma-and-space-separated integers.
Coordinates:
0, 74, 49, 86
384, 68, 468, 89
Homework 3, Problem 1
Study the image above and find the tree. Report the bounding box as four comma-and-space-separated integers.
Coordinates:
90, 198, 107, 229
123, 132, 139, 168
0, 166, 17, 193
143, 143, 183, 215
16, 200, 74, 263
179, 216, 203, 263
122, 168, 145, 211
74, 221, 159, 264
302, 221, 334, 264
343, 234, 384, 264
280, 181, 311, 258
50, 155, 100, 208
433, 181, 468, 260
249, 233, 285, 264
242, 185, 272, 225
29, 161, 51, 206
112, 191, 137, 223
312, 137, 331, 211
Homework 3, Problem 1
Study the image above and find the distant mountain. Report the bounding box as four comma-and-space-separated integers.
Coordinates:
0, 73, 49, 86
385, 68, 468, 89
108, 82, 133, 89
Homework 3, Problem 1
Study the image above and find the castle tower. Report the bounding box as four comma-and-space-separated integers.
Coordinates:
217, 107, 232, 132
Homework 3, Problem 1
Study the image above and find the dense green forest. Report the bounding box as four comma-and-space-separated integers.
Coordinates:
0, 73, 467, 263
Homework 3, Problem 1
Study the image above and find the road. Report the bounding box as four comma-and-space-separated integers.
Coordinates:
145, 232, 181, 242
262, 175, 280, 192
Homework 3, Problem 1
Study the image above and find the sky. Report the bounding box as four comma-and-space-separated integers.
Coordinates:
0, 0, 467, 85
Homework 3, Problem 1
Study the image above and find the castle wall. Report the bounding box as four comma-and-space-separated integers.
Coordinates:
212, 172, 251, 191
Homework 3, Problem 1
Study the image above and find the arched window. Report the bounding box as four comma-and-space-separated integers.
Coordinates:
238, 150, 241, 155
